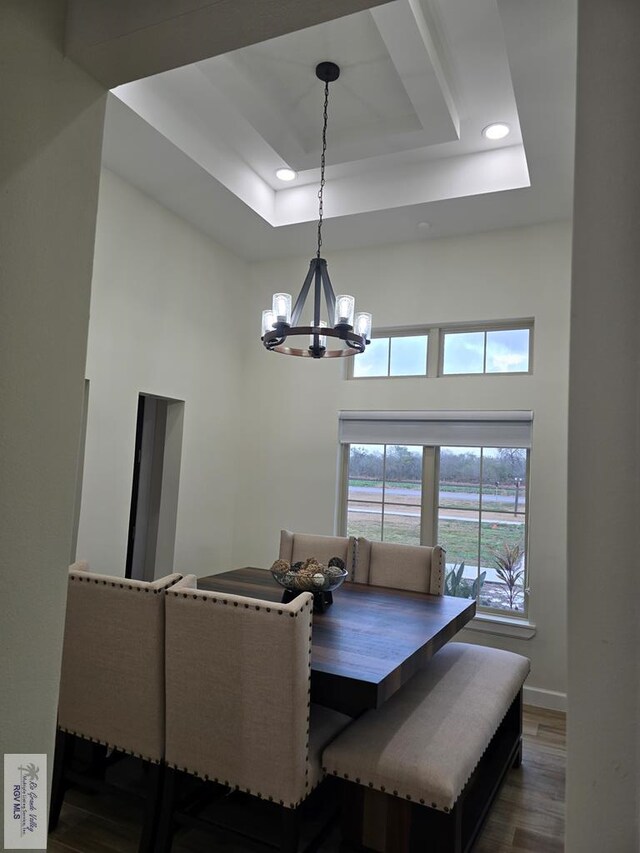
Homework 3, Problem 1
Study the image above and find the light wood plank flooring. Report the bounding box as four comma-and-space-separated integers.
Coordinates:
48, 706, 565, 853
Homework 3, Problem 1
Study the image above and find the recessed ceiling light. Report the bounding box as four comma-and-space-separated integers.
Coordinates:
482, 123, 510, 141
275, 168, 297, 182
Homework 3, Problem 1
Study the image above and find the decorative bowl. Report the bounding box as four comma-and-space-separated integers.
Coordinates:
270, 557, 348, 611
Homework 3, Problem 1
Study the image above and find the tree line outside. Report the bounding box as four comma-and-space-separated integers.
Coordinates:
349, 445, 527, 489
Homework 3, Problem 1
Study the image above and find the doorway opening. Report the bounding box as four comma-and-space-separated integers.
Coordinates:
125, 393, 184, 581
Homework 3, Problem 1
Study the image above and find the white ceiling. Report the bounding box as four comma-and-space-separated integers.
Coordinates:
102, 0, 576, 262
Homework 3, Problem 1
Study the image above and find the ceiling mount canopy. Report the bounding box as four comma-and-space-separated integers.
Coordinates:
261, 62, 372, 359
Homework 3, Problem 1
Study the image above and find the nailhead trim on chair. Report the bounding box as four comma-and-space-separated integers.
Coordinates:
431, 547, 445, 596
170, 589, 304, 621
63, 571, 182, 767
168, 592, 319, 808
349, 536, 357, 581
321, 770, 451, 812
58, 726, 162, 765
69, 574, 182, 593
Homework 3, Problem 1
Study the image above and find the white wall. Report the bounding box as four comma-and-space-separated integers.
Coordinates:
234, 221, 571, 702
566, 0, 640, 848
0, 0, 106, 830
76, 169, 249, 576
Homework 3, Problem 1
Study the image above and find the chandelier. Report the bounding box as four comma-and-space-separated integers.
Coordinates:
261, 62, 372, 359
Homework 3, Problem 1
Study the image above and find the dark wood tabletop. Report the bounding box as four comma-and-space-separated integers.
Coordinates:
198, 567, 476, 716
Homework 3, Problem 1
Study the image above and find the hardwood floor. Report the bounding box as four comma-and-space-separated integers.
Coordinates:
474, 707, 566, 853
47, 706, 565, 853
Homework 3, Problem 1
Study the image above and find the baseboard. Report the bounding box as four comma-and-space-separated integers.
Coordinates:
523, 685, 566, 712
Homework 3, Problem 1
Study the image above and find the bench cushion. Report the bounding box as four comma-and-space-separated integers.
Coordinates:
322, 643, 529, 812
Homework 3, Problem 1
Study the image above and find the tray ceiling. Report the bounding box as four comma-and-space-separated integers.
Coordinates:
103, 0, 576, 260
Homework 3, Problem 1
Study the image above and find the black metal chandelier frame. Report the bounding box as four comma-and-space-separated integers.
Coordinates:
261, 62, 371, 360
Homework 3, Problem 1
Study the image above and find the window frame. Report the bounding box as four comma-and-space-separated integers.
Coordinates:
338, 444, 426, 545
338, 440, 530, 619
349, 328, 430, 379
346, 319, 534, 380
439, 322, 533, 377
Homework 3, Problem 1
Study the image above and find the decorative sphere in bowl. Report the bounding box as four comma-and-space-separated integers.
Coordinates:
270, 557, 348, 595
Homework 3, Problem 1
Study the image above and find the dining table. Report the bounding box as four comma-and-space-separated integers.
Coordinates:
198, 567, 476, 716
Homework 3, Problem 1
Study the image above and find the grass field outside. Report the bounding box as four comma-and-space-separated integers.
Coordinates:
350, 478, 421, 490
347, 511, 524, 564
349, 478, 525, 496
438, 519, 524, 566
347, 507, 526, 612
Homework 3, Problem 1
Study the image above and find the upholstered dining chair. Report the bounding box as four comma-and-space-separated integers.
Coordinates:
49, 562, 184, 853
279, 530, 358, 579
157, 577, 351, 853
355, 538, 446, 595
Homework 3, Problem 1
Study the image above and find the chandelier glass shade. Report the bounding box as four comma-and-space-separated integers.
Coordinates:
260, 62, 372, 360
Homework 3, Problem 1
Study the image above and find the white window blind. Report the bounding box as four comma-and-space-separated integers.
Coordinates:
338, 410, 533, 448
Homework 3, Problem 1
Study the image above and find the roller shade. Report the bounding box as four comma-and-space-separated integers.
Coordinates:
338, 410, 533, 448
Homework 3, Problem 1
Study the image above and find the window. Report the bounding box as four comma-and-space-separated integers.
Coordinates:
347, 445, 423, 544
442, 331, 484, 374
437, 447, 527, 613
339, 411, 531, 616
353, 334, 428, 378
442, 327, 530, 375
349, 321, 532, 379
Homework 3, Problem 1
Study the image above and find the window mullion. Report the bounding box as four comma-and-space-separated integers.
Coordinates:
523, 449, 531, 614
336, 444, 350, 536
477, 449, 483, 602
421, 447, 437, 546
427, 328, 439, 378
381, 445, 387, 540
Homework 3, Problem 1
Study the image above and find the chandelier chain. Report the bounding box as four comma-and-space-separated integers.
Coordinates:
261, 61, 371, 359
316, 80, 329, 258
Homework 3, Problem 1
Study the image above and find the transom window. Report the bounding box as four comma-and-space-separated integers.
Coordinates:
353, 334, 428, 378
349, 321, 532, 379
442, 327, 530, 375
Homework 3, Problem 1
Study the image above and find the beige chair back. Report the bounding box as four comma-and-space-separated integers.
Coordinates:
356, 538, 445, 595
279, 530, 357, 579
165, 581, 315, 808
57, 566, 183, 762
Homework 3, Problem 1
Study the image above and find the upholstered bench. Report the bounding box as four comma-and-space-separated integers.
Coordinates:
322, 643, 530, 853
